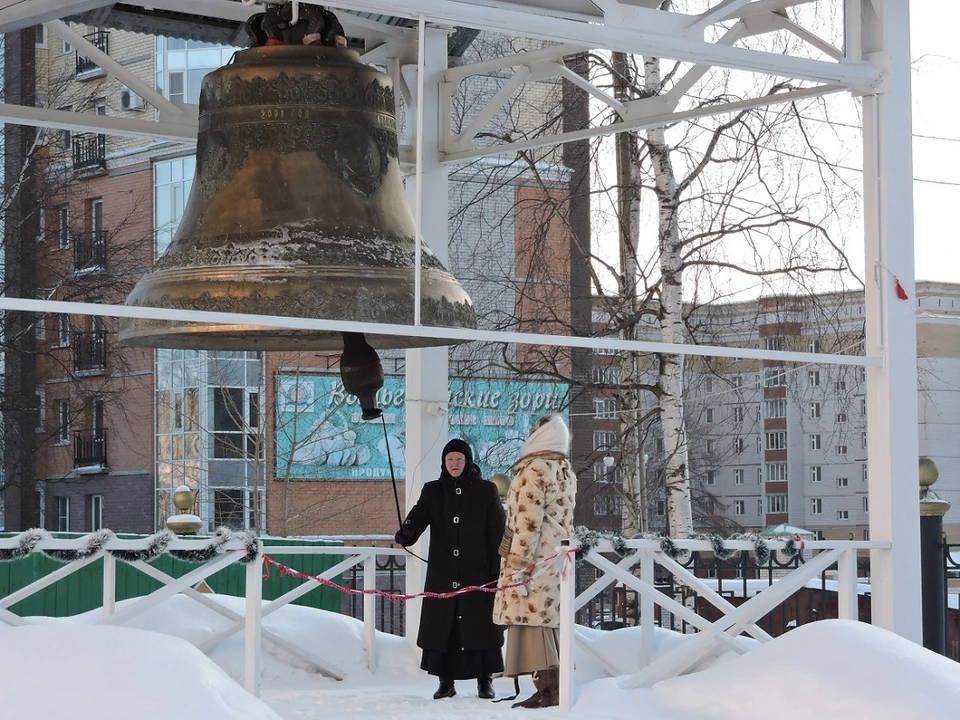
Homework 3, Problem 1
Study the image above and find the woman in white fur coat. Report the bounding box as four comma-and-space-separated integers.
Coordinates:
493, 414, 577, 709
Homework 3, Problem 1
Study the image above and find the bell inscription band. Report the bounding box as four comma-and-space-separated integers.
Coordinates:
119, 45, 475, 352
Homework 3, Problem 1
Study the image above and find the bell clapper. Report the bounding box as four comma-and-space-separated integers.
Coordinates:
339, 333, 384, 421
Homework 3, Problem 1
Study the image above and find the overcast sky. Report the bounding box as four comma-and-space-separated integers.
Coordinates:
910, 4, 960, 284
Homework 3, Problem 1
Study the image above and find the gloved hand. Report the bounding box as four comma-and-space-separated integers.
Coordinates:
511, 569, 530, 597
395, 526, 415, 547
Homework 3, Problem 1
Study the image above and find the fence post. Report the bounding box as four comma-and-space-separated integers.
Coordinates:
244, 542, 263, 696
363, 553, 376, 671
919, 458, 949, 654
559, 539, 576, 712
101, 553, 116, 621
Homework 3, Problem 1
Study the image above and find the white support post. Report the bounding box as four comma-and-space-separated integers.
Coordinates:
363, 554, 377, 671
861, 0, 922, 643
101, 553, 116, 621
639, 552, 655, 667
403, 23, 452, 650
837, 549, 859, 621
244, 546, 263, 697
559, 541, 576, 712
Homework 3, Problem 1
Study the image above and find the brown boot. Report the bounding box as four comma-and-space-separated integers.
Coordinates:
511, 668, 558, 709
538, 668, 559, 708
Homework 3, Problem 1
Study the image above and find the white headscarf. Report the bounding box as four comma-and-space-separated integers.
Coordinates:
519, 414, 569, 458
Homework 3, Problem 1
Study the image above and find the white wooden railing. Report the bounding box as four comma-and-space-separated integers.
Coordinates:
557, 537, 888, 710
0, 533, 885, 706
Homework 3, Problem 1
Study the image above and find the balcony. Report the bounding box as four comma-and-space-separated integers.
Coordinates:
73, 430, 107, 471
75, 31, 109, 77
74, 230, 107, 272
73, 331, 107, 374
72, 133, 106, 172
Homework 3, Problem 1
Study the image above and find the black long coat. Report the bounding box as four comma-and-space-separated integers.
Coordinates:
396, 464, 506, 652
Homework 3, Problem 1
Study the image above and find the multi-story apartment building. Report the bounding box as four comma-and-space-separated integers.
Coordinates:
591, 282, 960, 540
3, 14, 618, 536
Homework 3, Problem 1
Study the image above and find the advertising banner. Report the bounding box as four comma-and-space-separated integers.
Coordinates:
276, 375, 570, 480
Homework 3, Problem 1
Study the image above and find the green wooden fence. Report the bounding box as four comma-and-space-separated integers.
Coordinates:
0, 534, 343, 618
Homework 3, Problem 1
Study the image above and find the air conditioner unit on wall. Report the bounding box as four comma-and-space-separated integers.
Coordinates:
120, 87, 145, 111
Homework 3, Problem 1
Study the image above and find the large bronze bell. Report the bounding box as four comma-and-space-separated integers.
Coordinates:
119, 45, 475, 351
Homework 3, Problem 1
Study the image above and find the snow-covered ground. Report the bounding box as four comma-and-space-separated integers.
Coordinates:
2, 594, 959, 719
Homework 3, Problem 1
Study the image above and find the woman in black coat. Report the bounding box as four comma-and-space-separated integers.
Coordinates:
395, 438, 506, 700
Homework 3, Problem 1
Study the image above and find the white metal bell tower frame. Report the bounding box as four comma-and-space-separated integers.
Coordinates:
0, 0, 921, 641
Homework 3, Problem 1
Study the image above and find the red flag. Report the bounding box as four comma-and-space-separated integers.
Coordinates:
895, 278, 908, 301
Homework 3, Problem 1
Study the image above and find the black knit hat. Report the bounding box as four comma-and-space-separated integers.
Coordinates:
442, 438, 473, 468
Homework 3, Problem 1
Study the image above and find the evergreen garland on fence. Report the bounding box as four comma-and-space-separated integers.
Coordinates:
572, 527, 785, 565
42, 529, 115, 563
0, 528, 262, 565
0, 529, 47, 562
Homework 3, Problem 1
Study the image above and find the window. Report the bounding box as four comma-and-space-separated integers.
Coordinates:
733, 437, 744, 454
809, 339, 820, 353
862, 464, 868, 482
592, 365, 622, 384
212, 387, 259, 459
94, 98, 106, 115
656, 500, 665, 516
808, 370, 821, 386
733, 405, 744, 422
860, 398, 866, 415
811, 466, 822, 482
706, 439, 716, 453
835, 380, 846, 392
35, 386, 46, 432
764, 335, 785, 351
57, 315, 71, 347
35, 24, 48, 47
154, 156, 196, 258
809, 402, 821, 419
58, 205, 70, 248
91, 198, 104, 239
57, 497, 70, 532
766, 494, 788, 513
836, 413, 847, 423
757, 499, 763, 515
37, 205, 46, 242
837, 509, 849, 520
156, 38, 240, 106
765, 399, 786, 419
704, 377, 713, 393
593, 397, 618, 419
706, 470, 715, 485
734, 469, 744, 485
765, 431, 787, 450
213, 488, 245, 528
765, 463, 787, 482
593, 430, 618, 452
764, 368, 787, 387
862, 496, 869, 513
593, 462, 621, 484
733, 376, 743, 388
34, 302, 46, 340
62, 38, 72, 54
734, 500, 745, 516
655, 438, 664, 453
858, 367, 866, 382
861, 430, 867, 448
90, 495, 103, 531
756, 404, 761, 421
810, 434, 821, 450
836, 445, 848, 456
756, 436, 763, 453
705, 408, 714, 424
57, 400, 70, 444
810, 498, 822, 514
59, 107, 72, 150
837, 477, 849, 488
